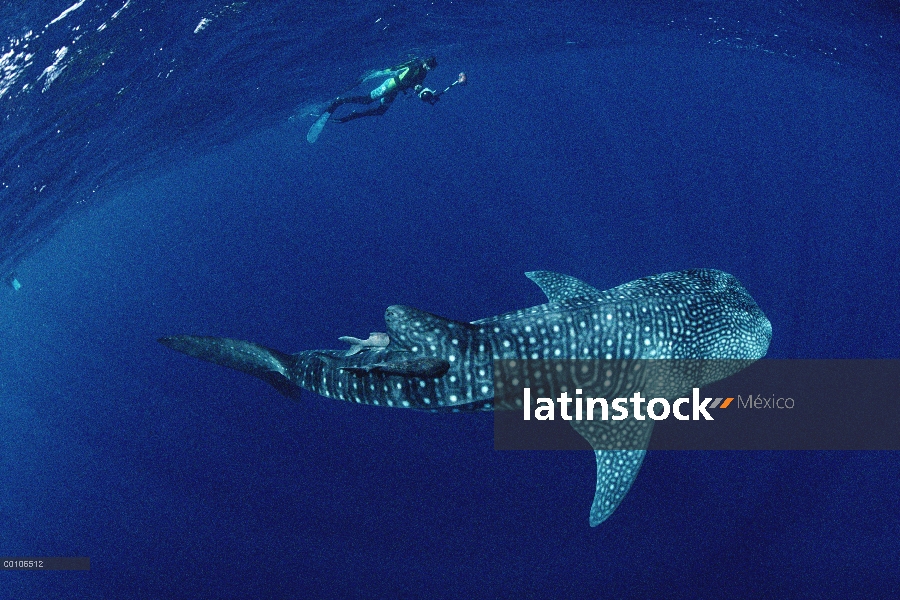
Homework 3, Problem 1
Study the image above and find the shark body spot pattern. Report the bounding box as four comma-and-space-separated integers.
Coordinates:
159, 269, 771, 525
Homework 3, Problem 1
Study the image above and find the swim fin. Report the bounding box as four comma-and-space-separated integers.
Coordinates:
306, 110, 331, 143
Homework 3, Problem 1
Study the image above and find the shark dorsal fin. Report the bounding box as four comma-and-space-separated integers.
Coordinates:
525, 271, 602, 302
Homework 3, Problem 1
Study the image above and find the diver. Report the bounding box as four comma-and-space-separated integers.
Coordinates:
327, 56, 438, 123
306, 57, 466, 143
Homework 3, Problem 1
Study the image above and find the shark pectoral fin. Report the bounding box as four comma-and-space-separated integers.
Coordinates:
586, 449, 647, 527
570, 419, 654, 526
525, 271, 603, 302
158, 335, 302, 400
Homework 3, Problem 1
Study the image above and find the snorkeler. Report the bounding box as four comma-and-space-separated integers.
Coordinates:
306, 57, 467, 143
328, 56, 438, 123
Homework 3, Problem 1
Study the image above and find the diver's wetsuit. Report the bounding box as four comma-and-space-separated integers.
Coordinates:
327, 58, 434, 123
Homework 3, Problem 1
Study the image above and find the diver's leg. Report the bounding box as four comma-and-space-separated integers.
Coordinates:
333, 96, 393, 123
334, 103, 390, 123
326, 95, 375, 113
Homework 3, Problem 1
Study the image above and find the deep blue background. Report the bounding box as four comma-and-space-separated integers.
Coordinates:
2, 1, 900, 597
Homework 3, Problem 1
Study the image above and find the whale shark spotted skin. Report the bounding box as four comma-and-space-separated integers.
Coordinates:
159, 269, 771, 525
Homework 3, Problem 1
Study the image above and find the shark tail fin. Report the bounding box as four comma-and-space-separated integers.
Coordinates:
158, 335, 302, 400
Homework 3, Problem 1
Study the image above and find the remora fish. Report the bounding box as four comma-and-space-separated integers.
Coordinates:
159, 269, 771, 525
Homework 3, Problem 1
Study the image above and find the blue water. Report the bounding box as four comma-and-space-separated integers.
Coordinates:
2, 1, 900, 597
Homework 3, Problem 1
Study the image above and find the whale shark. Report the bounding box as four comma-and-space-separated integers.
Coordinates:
159, 269, 771, 525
